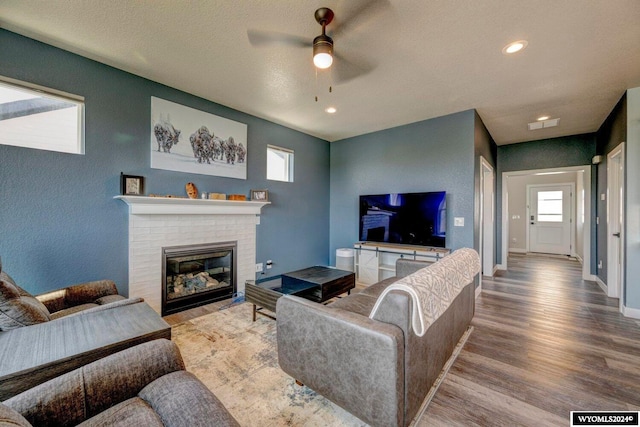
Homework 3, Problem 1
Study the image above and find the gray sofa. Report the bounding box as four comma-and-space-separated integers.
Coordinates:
0, 339, 239, 427
276, 249, 479, 427
0, 265, 170, 400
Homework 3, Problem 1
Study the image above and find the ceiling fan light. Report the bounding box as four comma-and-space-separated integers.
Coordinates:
313, 34, 333, 69
314, 52, 333, 69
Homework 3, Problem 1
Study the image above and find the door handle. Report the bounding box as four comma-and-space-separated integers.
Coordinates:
613, 232, 621, 237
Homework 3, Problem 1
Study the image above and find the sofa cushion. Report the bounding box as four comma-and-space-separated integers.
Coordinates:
0, 280, 50, 331
95, 294, 127, 305
0, 403, 31, 427
358, 276, 399, 298
77, 398, 164, 427
329, 293, 379, 317
49, 303, 100, 320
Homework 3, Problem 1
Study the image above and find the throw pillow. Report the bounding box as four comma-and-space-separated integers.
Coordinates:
0, 280, 51, 331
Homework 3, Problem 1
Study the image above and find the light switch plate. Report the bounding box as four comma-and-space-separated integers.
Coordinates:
454, 217, 464, 227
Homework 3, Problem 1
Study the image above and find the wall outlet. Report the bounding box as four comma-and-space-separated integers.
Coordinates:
266, 260, 273, 269
512, 237, 517, 243
454, 217, 464, 227
598, 260, 603, 269
255, 263, 263, 272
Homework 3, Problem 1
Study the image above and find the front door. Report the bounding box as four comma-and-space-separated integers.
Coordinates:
528, 184, 572, 255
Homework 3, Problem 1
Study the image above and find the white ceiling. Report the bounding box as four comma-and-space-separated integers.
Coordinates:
1, 0, 639, 144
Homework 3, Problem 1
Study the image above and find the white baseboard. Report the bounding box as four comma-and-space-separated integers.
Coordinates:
594, 276, 607, 294
492, 265, 499, 275
623, 305, 640, 319
475, 285, 482, 299
575, 254, 583, 265
509, 248, 527, 253
496, 263, 507, 271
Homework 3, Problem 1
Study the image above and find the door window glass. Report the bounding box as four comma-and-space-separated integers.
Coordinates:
537, 191, 562, 222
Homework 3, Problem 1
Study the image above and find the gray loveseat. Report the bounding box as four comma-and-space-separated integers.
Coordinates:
0, 339, 239, 426
0, 265, 170, 400
277, 248, 479, 427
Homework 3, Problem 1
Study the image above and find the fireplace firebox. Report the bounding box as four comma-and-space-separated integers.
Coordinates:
161, 242, 237, 316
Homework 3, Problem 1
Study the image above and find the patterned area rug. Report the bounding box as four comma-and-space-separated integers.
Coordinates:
171, 301, 472, 426
171, 302, 365, 426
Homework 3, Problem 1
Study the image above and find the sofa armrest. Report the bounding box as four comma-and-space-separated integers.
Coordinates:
4, 339, 184, 426
276, 295, 405, 427
36, 280, 119, 313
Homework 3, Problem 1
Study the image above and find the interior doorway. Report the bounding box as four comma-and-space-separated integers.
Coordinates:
500, 165, 592, 281
607, 143, 624, 304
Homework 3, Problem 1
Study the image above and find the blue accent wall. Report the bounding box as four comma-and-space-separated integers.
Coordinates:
0, 29, 330, 294
495, 134, 597, 266
329, 110, 476, 264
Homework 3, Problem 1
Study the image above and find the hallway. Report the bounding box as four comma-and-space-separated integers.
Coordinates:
422, 253, 640, 426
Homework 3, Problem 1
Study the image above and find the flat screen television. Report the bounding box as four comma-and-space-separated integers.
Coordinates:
359, 191, 446, 248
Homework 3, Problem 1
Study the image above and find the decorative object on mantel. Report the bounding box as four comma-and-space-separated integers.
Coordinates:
120, 173, 144, 196
228, 194, 246, 201
185, 182, 198, 199
209, 193, 226, 200
250, 189, 269, 202
150, 97, 248, 180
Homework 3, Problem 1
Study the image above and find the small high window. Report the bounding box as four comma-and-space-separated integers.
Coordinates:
0, 77, 84, 154
267, 145, 294, 182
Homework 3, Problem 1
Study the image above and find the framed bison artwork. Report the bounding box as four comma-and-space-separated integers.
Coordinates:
150, 97, 247, 179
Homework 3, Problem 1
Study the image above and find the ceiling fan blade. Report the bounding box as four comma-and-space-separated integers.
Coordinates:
247, 30, 311, 48
332, 51, 376, 84
331, 0, 391, 38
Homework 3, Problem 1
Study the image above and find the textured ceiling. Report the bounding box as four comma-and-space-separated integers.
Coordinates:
1, 0, 639, 144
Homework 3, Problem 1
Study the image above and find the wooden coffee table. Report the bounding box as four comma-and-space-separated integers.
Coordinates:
245, 266, 355, 321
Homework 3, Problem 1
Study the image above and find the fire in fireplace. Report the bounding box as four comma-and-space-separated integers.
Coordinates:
161, 241, 237, 315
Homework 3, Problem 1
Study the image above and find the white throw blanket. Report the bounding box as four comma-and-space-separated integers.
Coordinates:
369, 248, 480, 337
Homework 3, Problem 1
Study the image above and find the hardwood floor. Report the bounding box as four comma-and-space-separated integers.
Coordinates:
164, 254, 640, 426
422, 253, 640, 426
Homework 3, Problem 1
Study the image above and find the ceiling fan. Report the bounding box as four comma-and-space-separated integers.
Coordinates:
247, 1, 390, 84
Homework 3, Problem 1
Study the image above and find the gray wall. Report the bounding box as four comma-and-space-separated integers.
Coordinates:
496, 134, 597, 266
329, 110, 476, 264
625, 87, 640, 310
0, 29, 330, 294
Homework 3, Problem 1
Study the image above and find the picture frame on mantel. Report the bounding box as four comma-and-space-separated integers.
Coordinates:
250, 189, 269, 202
121, 173, 144, 196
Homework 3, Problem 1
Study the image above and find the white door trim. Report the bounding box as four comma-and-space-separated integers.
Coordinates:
500, 166, 592, 280
606, 142, 625, 308
479, 156, 495, 295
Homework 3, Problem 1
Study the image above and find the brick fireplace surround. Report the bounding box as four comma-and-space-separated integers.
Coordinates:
115, 196, 269, 313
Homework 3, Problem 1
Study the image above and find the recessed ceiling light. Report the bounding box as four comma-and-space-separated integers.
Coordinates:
537, 115, 550, 121
502, 40, 528, 55
325, 107, 337, 114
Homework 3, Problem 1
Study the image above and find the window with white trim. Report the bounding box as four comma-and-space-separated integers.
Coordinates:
267, 145, 294, 182
0, 77, 85, 154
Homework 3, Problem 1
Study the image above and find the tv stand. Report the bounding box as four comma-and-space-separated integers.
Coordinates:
353, 242, 450, 285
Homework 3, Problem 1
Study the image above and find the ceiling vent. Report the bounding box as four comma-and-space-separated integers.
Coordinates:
528, 118, 560, 131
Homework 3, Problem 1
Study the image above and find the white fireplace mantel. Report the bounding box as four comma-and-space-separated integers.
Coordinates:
114, 195, 269, 215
